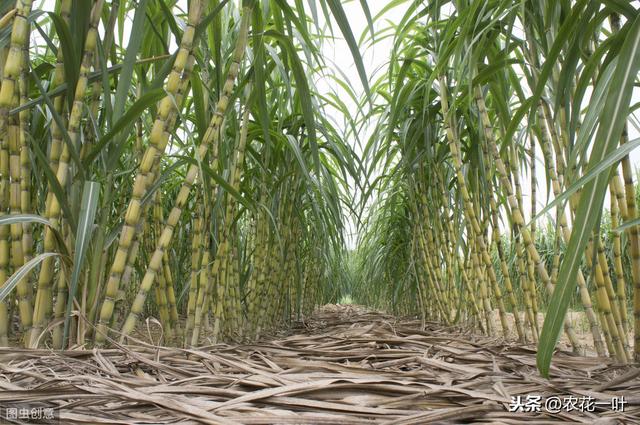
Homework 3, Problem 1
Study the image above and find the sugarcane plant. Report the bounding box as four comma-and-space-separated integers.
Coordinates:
1, 0, 639, 379
355, 0, 640, 375
0, 0, 363, 348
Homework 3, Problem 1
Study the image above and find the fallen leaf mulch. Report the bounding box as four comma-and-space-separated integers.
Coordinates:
0, 305, 638, 424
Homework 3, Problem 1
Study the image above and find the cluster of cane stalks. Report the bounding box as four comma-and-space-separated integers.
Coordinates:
354, 0, 640, 374
0, 0, 363, 348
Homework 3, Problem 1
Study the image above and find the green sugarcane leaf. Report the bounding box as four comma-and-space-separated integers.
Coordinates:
190, 69, 207, 138
48, 12, 79, 110
504, 0, 589, 146
194, 159, 255, 211
113, 0, 149, 122
29, 62, 86, 182
0, 213, 51, 227
29, 134, 78, 233
597, 0, 637, 19
0, 253, 62, 302
265, 30, 319, 175
614, 217, 640, 233
359, 0, 375, 41
0, 214, 69, 258
63, 181, 101, 347
537, 13, 640, 378
194, 0, 230, 41
157, 0, 182, 43
252, 5, 272, 152
325, 0, 371, 103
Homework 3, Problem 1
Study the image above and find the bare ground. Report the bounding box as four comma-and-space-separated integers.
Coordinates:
0, 305, 638, 424
488, 309, 635, 357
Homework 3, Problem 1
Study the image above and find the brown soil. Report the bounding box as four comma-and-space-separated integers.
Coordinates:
488, 309, 635, 357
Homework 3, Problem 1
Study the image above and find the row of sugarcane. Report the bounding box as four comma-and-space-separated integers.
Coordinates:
0, 0, 357, 348
356, 0, 640, 370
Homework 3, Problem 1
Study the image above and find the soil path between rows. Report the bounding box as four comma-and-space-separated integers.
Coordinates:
0, 305, 638, 424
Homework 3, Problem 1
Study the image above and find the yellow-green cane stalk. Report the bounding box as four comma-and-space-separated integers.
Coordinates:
210, 103, 251, 343
0, 163, 7, 347
184, 208, 203, 343
190, 249, 211, 345
589, 235, 627, 362
474, 84, 586, 352
491, 198, 525, 342
0, 44, 8, 347
163, 251, 180, 339
119, 5, 252, 343
30, 0, 106, 347
440, 79, 508, 336
18, 50, 31, 264
111, 56, 196, 332
534, 105, 605, 355
9, 86, 28, 342
610, 184, 630, 352
94, 1, 203, 345
228, 241, 242, 335
596, 237, 630, 361
29, 0, 72, 338
618, 129, 640, 362
0, 0, 34, 345
152, 196, 172, 340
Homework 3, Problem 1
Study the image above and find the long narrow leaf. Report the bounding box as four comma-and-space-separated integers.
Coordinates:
0, 253, 61, 301
537, 13, 640, 378
62, 181, 101, 347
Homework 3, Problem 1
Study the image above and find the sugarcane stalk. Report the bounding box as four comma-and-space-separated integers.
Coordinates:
211, 102, 251, 342
473, 84, 584, 353
94, 1, 203, 345
0, 0, 35, 346
30, 0, 106, 347
119, 6, 252, 343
